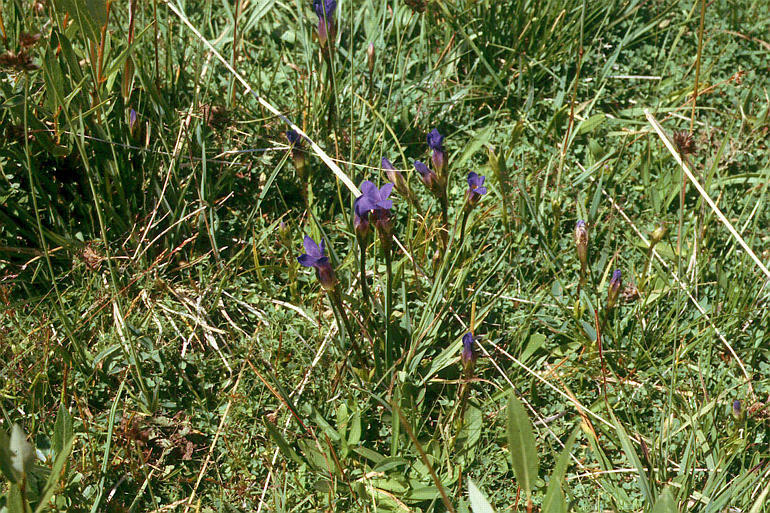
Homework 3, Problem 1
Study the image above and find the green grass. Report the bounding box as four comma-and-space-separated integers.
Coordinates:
1, 0, 770, 511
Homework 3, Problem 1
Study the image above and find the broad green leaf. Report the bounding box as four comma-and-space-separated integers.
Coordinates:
652, 487, 677, 513
577, 113, 606, 135
10, 424, 35, 477
506, 393, 539, 500
0, 428, 18, 483
405, 486, 440, 501
348, 410, 361, 446
53, 404, 73, 456
467, 478, 496, 513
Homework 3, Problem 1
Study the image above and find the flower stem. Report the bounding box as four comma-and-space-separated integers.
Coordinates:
358, 239, 370, 303
458, 208, 470, 250
384, 243, 393, 373
440, 192, 449, 249
329, 289, 365, 366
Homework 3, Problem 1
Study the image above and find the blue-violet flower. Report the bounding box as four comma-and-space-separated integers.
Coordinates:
466, 172, 488, 207
461, 332, 477, 365
298, 235, 337, 290
427, 128, 445, 174
313, 0, 337, 48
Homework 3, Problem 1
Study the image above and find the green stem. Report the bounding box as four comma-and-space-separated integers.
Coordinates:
359, 239, 370, 303
458, 208, 470, 250
330, 290, 364, 366
384, 242, 393, 373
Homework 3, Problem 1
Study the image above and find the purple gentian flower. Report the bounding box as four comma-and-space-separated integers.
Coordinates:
382, 157, 409, 197
427, 128, 445, 174
355, 180, 393, 216
607, 269, 622, 308
313, 0, 337, 48
413, 160, 437, 189
356, 180, 394, 248
466, 172, 488, 207
298, 235, 336, 290
461, 332, 477, 365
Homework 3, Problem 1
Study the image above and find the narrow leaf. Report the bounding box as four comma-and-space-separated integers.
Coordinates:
610, 410, 654, 504
506, 393, 539, 500
34, 436, 74, 513
263, 420, 303, 465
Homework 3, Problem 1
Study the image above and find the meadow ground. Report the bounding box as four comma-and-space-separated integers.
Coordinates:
1, 0, 770, 511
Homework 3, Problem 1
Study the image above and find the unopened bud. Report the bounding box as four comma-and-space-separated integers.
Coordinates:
732, 399, 744, 421
607, 269, 622, 309
575, 220, 588, 271
367, 43, 375, 75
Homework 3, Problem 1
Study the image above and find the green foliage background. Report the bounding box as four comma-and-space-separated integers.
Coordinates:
1, 0, 769, 511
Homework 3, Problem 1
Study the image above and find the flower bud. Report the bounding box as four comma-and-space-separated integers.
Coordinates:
353, 202, 371, 242
414, 160, 438, 193
367, 43, 375, 75
316, 262, 338, 291
129, 108, 138, 136
371, 209, 393, 251
461, 332, 477, 366
382, 157, 409, 198
732, 399, 744, 421
607, 269, 622, 309
575, 220, 588, 271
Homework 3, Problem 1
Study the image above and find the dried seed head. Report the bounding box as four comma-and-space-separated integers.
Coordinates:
650, 223, 667, 246
19, 32, 42, 48
0, 49, 39, 71
404, 0, 426, 13
672, 130, 696, 156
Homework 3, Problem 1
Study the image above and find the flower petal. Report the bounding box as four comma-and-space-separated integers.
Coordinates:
475, 186, 487, 195
297, 254, 315, 267
355, 196, 375, 216
360, 180, 378, 196
379, 182, 394, 200
303, 235, 319, 256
